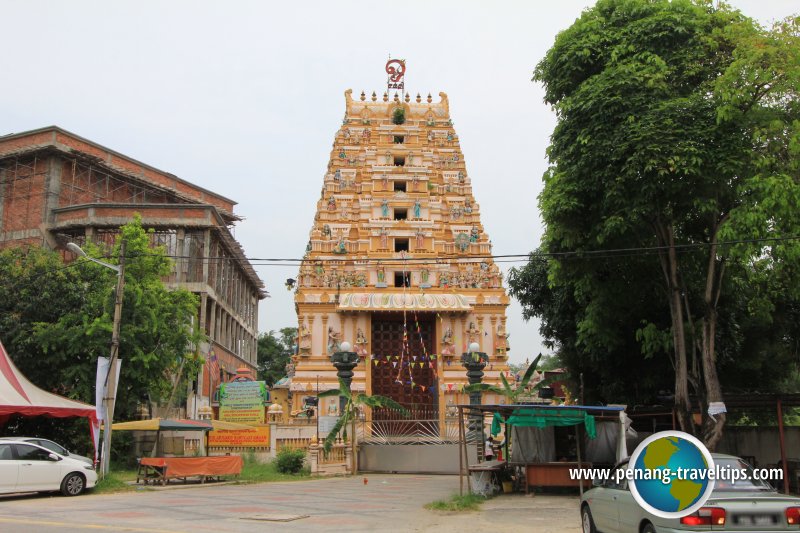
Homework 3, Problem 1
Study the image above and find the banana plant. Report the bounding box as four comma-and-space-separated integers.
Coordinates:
318, 378, 409, 454
464, 354, 557, 403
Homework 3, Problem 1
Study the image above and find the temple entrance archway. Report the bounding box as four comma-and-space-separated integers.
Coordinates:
370, 312, 438, 434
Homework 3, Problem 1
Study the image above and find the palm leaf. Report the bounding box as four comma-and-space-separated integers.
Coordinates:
337, 377, 352, 401
361, 394, 409, 416
322, 410, 350, 453
318, 388, 342, 398
519, 353, 543, 389
499, 372, 513, 397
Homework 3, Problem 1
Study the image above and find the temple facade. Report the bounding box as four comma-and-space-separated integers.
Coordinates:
289, 89, 511, 423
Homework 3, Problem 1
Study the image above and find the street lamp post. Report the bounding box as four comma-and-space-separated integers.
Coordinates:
461, 342, 488, 447
67, 240, 126, 478
330, 341, 358, 415
330, 341, 358, 474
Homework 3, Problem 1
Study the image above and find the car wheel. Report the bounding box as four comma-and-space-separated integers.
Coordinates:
60, 472, 85, 496
581, 505, 597, 533
641, 522, 657, 533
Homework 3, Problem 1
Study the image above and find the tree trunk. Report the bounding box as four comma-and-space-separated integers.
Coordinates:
655, 222, 694, 435
701, 234, 726, 450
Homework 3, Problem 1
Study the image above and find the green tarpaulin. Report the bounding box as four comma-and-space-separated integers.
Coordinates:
492, 408, 596, 439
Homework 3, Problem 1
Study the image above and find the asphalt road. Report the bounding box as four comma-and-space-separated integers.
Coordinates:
0, 474, 582, 532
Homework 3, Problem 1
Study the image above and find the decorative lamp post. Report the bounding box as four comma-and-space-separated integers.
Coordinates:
331, 341, 358, 415
461, 342, 488, 443
67, 240, 126, 478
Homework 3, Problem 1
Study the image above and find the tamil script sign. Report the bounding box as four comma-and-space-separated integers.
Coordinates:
208, 426, 270, 448
218, 380, 268, 424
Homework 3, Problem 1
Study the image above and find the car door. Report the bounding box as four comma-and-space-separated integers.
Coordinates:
614, 478, 644, 533
0, 443, 19, 493
14, 443, 63, 492
590, 466, 626, 532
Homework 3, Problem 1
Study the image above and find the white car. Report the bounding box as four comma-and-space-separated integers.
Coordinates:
0, 440, 97, 496
0, 437, 94, 466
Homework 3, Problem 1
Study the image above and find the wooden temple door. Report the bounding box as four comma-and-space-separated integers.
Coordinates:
370, 312, 438, 435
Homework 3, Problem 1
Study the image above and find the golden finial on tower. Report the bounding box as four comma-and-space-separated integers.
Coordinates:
371, 91, 377, 102
383, 92, 389, 102
360, 91, 366, 101
416, 93, 421, 103
404, 92, 410, 103
427, 93, 432, 103
393, 93, 400, 102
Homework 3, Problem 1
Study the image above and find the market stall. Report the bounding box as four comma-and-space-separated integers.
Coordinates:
458, 404, 627, 496
111, 417, 253, 485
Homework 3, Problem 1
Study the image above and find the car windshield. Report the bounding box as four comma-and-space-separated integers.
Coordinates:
713, 457, 773, 491
37, 440, 67, 455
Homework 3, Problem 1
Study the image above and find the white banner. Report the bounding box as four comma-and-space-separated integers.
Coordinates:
95, 357, 122, 423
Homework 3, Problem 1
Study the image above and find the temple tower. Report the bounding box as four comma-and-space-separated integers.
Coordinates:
290, 87, 511, 424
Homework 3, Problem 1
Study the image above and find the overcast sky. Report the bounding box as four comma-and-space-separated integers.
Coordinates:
1, 1, 796, 365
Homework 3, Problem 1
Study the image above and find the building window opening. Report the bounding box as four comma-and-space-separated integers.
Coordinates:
394, 272, 411, 287
394, 238, 409, 252
394, 155, 405, 166
393, 135, 405, 144
394, 208, 408, 221
394, 181, 407, 192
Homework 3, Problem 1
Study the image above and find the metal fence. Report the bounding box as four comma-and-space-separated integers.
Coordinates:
358, 408, 482, 445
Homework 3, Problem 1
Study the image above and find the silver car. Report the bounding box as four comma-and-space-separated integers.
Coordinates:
0, 437, 94, 466
581, 454, 800, 532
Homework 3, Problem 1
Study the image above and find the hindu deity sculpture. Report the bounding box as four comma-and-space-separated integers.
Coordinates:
496, 322, 510, 353
441, 327, 456, 357
299, 323, 312, 354
466, 321, 480, 343
327, 196, 336, 211
355, 328, 368, 357
327, 327, 341, 355
381, 199, 390, 218
470, 225, 480, 243
413, 199, 422, 219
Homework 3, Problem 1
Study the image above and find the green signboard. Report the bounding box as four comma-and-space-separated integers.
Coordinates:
218, 380, 269, 424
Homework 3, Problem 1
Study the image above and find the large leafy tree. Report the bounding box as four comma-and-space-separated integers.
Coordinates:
257, 327, 297, 386
528, 0, 800, 448
0, 216, 204, 455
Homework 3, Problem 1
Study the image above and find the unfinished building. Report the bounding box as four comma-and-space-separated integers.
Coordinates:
0, 126, 267, 416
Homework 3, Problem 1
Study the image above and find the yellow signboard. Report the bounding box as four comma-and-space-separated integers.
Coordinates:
208, 426, 270, 447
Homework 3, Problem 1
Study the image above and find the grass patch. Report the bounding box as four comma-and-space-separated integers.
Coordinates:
237, 454, 310, 484
425, 492, 487, 512
93, 469, 139, 494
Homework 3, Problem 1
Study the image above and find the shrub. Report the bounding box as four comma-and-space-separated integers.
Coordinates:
274, 447, 306, 474
392, 107, 405, 125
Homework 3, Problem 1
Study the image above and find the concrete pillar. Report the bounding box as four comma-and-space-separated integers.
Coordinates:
308, 442, 320, 475
44, 155, 62, 225
269, 420, 278, 459
176, 229, 186, 282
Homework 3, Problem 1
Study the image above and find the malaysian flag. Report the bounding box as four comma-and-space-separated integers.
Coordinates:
207, 349, 220, 385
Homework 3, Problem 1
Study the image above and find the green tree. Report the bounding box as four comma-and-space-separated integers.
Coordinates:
257, 327, 297, 386
0, 215, 204, 457
530, 0, 800, 448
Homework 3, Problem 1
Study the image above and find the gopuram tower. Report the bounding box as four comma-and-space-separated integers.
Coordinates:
289, 75, 511, 427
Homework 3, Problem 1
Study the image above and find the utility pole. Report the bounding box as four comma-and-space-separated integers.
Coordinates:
101, 239, 126, 477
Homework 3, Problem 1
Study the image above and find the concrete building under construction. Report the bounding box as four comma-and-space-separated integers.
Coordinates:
0, 126, 266, 416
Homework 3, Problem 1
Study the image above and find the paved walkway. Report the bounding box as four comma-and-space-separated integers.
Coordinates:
0, 474, 582, 532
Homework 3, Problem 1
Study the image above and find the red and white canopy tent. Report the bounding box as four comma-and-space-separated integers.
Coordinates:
0, 341, 98, 458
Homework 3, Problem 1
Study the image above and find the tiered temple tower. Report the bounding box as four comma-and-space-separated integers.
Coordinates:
289, 89, 511, 423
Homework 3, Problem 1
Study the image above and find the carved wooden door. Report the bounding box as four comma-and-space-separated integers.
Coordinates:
370, 312, 438, 432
